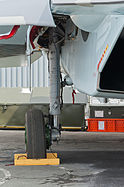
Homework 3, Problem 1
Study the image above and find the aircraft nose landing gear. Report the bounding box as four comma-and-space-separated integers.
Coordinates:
20, 26, 62, 163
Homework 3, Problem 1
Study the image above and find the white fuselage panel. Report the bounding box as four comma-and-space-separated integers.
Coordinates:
0, 0, 55, 26
61, 15, 124, 98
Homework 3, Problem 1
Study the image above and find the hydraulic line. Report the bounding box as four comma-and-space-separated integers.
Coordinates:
29, 26, 41, 49
0, 25, 20, 40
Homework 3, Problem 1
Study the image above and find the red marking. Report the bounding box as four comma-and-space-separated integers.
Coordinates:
0, 25, 20, 40
97, 45, 108, 71
97, 56, 104, 70
29, 26, 41, 49
97, 58, 102, 71
72, 89, 76, 104
97, 62, 100, 70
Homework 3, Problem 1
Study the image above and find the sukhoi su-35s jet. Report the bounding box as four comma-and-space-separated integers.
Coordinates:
0, 0, 124, 158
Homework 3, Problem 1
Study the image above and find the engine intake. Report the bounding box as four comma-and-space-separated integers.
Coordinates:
99, 28, 124, 93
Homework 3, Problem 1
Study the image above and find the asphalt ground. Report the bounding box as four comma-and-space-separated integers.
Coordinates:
0, 131, 124, 186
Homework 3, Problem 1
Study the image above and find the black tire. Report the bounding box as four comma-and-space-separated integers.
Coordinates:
25, 109, 46, 159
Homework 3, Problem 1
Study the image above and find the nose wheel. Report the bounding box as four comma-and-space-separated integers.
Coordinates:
25, 109, 46, 159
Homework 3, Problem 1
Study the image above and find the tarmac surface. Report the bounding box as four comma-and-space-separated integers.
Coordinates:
0, 131, 124, 186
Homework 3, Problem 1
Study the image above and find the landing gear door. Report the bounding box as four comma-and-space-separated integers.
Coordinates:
0, 0, 55, 26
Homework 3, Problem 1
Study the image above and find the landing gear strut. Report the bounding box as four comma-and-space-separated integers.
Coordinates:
25, 26, 61, 159
48, 27, 61, 129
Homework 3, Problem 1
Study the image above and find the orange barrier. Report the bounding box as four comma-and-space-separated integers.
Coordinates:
87, 119, 124, 132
